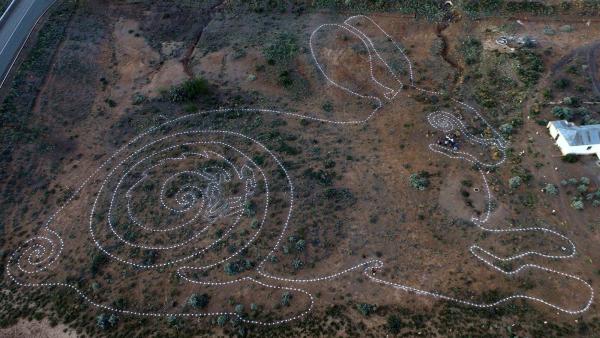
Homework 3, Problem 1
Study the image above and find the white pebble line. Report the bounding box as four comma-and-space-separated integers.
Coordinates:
259, 14, 594, 315
6, 14, 594, 327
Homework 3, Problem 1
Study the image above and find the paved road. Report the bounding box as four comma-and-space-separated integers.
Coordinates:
0, 0, 56, 88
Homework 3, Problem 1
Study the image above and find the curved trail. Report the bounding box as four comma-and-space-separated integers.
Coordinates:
6, 15, 593, 326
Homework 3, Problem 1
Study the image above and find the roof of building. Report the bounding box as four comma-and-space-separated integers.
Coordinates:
548, 120, 600, 146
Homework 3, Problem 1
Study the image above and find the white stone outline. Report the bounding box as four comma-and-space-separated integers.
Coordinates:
6, 14, 594, 327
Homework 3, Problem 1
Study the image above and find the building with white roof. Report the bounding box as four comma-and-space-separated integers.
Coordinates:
547, 120, 600, 158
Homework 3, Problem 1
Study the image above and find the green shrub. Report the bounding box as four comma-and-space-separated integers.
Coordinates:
509, 176, 522, 189
292, 258, 303, 270
562, 154, 578, 163
166, 77, 211, 102
356, 303, 375, 316
543, 26, 556, 35
188, 293, 210, 308
409, 171, 430, 190
554, 78, 570, 89
295, 239, 306, 251
224, 259, 253, 275
96, 313, 117, 329
387, 314, 403, 334
90, 253, 108, 275
544, 183, 558, 195
552, 106, 573, 120
281, 292, 292, 306
217, 315, 228, 327
499, 123, 513, 136
571, 197, 584, 210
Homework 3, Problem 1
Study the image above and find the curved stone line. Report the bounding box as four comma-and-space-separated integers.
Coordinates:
6, 14, 594, 327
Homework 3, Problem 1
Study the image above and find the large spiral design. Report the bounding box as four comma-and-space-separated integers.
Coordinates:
6, 14, 595, 326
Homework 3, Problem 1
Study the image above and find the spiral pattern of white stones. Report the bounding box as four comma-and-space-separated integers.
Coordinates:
6, 14, 594, 326
7, 118, 310, 325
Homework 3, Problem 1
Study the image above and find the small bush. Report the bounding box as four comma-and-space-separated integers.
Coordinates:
96, 313, 118, 329
188, 293, 210, 308
499, 123, 513, 136
281, 292, 292, 306
166, 77, 211, 102
544, 183, 558, 195
552, 106, 573, 120
509, 176, 522, 189
322, 101, 333, 112
166, 315, 181, 328
292, 258, 303, 270
571, 197, 584, 210
543, 26, 556, 35
356, 303, 376, 316
409, 171, 430, 190
562, 154, 578, 163
217, 315, 228, 327
387, 314, 403, 334
295, 239, 306, 251
554, 78, 570, 89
